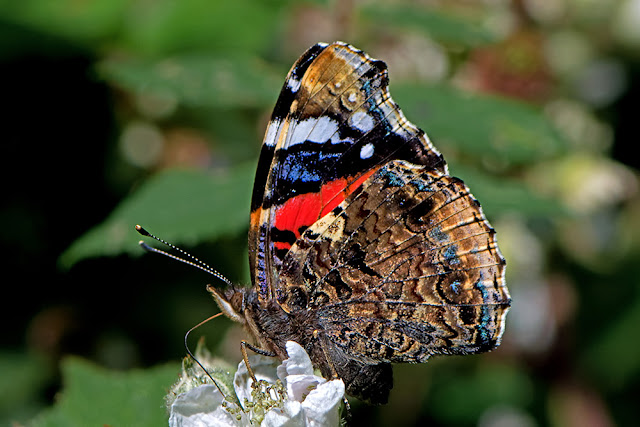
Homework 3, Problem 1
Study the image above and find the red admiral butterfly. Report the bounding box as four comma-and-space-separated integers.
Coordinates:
208, 41, 510, 404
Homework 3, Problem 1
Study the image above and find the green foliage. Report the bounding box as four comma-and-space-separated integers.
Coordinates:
0, 352, 51, 424
0, 0, 128, 44
115, 0, 288, 56
362, 5, 497, 46
0, 0, 290, 55
100, 54, 283, 109
393, 84, 567, 165
449, 164, 565, 218
32, 357, 178, 427
582, 285, 640, 391
59, 164, 254, 268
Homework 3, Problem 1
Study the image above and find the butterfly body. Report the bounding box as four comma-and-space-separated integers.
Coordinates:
210, 280, 395, 404
210, 42, 510, 404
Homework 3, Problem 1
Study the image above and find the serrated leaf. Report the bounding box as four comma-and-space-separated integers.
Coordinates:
100, 54, 283, 109
362, 5, 496, 46
59, 164, 254, 269
394, 84, 568, 165
32, 357, 179, 427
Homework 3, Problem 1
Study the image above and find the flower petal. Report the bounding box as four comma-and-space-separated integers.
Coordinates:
262, 401, 305, 427
301, 380, 345, 427
168, 384, 243, 427
277, 341, 314, 381
286, 374, 324, 402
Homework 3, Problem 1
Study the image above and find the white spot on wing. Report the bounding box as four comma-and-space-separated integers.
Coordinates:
308, 116, 339, 143
286, 116, 346, 148
360, 143, 374, 159
263, 118, 281, 147
349, 111, 375, 133
287, 76, 301, 93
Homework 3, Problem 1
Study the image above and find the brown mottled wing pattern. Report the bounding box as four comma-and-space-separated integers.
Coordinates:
278, 160, 510, 363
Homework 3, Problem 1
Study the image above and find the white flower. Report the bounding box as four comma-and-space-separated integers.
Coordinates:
168, 341, 345, 427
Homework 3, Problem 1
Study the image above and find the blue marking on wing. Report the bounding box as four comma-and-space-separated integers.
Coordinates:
450, 280, 461, 294
474, 272, 493, 346
429, 225, 449, 243
379, 165, 406, 187
409, 178, 433, 193
280, 150, 341, 184
443, 245, 460, 265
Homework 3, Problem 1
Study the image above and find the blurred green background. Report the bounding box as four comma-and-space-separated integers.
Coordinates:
2, 0, 639, 425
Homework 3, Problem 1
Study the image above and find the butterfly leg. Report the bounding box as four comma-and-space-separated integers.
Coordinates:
240, 340, 277, 382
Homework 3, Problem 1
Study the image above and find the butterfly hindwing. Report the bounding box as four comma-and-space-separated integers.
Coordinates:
278, 160, 510, 362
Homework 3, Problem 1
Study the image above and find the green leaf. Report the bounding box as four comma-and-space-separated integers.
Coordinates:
0, 0, 291, 55
0, 0, 128, 45
0, 352, 51, 424
362, 5, 496, 46
450, 164, 566, 218
32, 357, 179, 427
393, 84, 568, 166
100, 54, 283, 109
59, 164, 254, 268
118, 0, 287, 56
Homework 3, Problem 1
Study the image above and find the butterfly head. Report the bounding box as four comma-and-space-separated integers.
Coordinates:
207, 285, 247, 324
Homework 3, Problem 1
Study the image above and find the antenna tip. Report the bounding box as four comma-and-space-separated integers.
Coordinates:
135, 225, 150, 236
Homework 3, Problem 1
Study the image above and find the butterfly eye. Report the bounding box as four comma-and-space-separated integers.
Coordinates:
230, 292, 245, 312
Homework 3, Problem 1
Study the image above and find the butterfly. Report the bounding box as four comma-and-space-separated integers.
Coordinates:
209, 41, 511, 404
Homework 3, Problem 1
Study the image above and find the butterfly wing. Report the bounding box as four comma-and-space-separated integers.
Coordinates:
278, 160, 510, 362
249, 42, 446, 302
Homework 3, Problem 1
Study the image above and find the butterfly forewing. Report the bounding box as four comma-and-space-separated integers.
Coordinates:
249, 42, 447, 302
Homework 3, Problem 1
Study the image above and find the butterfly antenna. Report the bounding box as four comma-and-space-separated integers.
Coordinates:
135, 225, 235, 290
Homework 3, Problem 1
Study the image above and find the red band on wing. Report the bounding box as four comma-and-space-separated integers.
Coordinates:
274, 168, 379, 242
